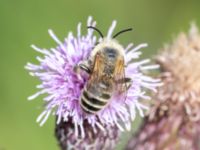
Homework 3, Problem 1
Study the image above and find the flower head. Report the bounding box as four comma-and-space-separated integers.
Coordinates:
25, 16, 160, 137
157, 23, 200, 102
126, 24, 200, 150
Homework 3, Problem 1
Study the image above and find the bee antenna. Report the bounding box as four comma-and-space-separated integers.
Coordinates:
87, 26, 104, 38
112, 28, 132, 38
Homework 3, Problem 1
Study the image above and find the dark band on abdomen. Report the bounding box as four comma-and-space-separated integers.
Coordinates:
101, 93, 111, 99
81, 99, 101, 113
80, 90, 110, 113
83, 91, 108, 106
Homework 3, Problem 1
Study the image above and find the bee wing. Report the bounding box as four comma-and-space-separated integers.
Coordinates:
114, 58, 128, 96
87, 53, 104, 88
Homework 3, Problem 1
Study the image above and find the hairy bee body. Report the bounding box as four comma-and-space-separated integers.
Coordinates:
79, 39, 129, 114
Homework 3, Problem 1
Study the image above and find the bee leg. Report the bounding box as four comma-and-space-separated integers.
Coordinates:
123, 78, 132, 90
117, 77, 132, 90
74, 61, 91, 74
78, 63, 91, 74
124, 77, 132, 89
116, 78, 132, 100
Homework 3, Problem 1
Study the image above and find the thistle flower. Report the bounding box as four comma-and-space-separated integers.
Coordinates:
126, 24, 200, 150
25, 16, 160, 139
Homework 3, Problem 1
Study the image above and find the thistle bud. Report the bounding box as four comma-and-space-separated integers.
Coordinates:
55, 118, 120, 150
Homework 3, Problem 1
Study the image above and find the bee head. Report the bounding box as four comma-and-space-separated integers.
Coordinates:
87, 26, 132, 58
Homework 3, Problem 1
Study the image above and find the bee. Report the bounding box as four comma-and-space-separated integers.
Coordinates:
75, 26, 133, 114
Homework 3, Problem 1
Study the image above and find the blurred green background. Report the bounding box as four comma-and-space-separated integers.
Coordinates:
0, 0, 200, 149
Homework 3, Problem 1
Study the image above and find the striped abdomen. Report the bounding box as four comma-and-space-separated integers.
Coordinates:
80, 87, 111, 114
